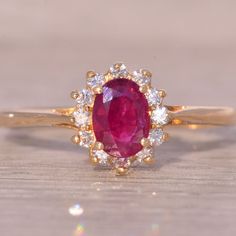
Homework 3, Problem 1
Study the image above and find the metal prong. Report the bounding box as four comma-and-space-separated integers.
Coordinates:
114, 63, 123, 70
141, 138, 151, 147
139, 85, 149, 94
115, 167, 129, 176
93, 142, 104, 150
163, 132, 170, 142
158, 89, 167, 98
141, 69, 152, 78
90, 155, 99, 165
104, 72, 113, 82
84, 106, 93, 112
151, 123, 162, 129
71, 135, 80, 144
143, 156, 155, 164
93, 86, 103, 94
80, 124, 92, 131
71, 90, 79, 99
70, 117, 75, 124
86, 71, 96, 79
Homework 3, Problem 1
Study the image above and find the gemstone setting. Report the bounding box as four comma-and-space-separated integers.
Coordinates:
71, 63, 170, 174
92, 78, 150, 158
136, 147, 154, 163
109, 63, 128, 78
79, 131, 94, 148
76, 89, 93, 107
151, 106, 169, 125
87, 73, 105, 89
73, 108, 91, 127
132, 69, 151, 86
146, 88, 161, 107
92, 150, 109, 165
149, 128, 164, 145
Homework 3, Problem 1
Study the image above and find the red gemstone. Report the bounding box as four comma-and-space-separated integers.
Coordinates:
92, 78, 150, 158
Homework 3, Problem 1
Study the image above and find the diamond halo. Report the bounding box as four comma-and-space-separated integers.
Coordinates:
70, 63, 170, 175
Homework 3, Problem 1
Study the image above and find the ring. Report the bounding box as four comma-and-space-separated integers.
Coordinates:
1, 63, 235, 175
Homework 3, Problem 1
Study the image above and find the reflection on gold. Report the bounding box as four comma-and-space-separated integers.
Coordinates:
188, 124, 198, 130
73, 224, 85, 236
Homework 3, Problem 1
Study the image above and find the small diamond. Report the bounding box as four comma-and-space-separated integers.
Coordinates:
109, 63, 128, 77
112, 158, 131, 169
79, 131, 94, 148
87, 73, 105, 89
149, 128, 164, 145
146, 88, 161, 106
151, 106, 169, 125
136, 147, 154, 162
76, 89, 93, 106
93, 150, 109, 165
73, 108, 90, 127
133, 69, 151, 86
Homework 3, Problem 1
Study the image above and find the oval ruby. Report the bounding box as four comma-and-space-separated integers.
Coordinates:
92, 78, 150, 158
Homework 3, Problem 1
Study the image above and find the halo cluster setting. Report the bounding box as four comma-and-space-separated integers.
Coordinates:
71, 63, 169, 175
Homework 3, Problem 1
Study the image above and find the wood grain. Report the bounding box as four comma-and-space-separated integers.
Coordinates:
0, 1, 236, 236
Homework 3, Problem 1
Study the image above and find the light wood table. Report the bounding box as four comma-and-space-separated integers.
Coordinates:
0, 1, 236, 236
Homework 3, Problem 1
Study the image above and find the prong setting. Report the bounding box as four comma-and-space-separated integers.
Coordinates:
116, 167, 129, 176
93, 86, 103, 95
71, 90, 79, 100
158, 89, 167, 98
71, 135, 80, 144
141, 138, 151, 147
139, 85, 149, 94
93, 141, 104, 150
70, 63, 170, 175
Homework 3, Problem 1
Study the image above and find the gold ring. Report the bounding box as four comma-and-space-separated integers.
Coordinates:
1, 63, 235, 175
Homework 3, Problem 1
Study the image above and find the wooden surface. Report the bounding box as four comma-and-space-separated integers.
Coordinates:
0, 1, 236, 236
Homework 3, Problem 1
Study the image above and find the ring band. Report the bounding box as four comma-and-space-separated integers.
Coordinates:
1, 63, 235, 175
0, 106, 235, 128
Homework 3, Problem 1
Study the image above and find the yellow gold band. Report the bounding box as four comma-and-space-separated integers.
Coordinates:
0, 106, 235, 129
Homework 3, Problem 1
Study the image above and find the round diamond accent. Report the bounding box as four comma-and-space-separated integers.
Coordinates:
87, 73, 105, 89
133, 70, 151, 86
146, 88, 161, 107
109, 63, 128, 78
113, 158, 131, 169
79, 131, 94, 148
93, 150, 109, 166
73, 108, 90, 127
76, 89, 93, 107
149, 128, 164, 145
136, 147, 154, 162
151, 106, 169, 125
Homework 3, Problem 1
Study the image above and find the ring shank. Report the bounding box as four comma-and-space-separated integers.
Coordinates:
0, 108, 74, 129
168, 106, 236, 127
0, 106, 235, 129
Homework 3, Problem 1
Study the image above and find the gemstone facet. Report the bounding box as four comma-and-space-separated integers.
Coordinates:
92, 79, 150, 158
146, 88, 161, 107
87, 73, 105, 89
133, 69, 151, 86
149, 128, 164, 145
76, 89, 93, 107
136, 147, 154, 162
79, 131, 94, 148
109, 63, 128, 78
73, 108, 91, 127
92, 150, 109, 165
151, 106, 169, 125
